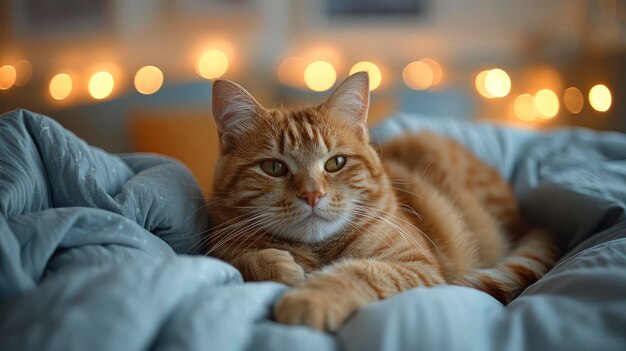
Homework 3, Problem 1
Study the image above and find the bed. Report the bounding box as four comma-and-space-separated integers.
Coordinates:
1, 109, 625, 350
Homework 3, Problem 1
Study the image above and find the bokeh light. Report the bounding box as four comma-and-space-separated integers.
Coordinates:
513, 94, 536, 121
88, 71, 115, 100
49, 73, 73, 100
403, 61, 434, 90
349, 61, 382, 91
278, 56, 306, 88
484, 68, 511, 98
15, 60, 33, 86
134, 65, 164, 95
422, 58, 443, 86
534, 89, 559, 119
563, 87, 584, 114
522, 66, 563, 93
196, 49, 229, 80
475, 70, 492, 98
304, 60, 336, 92
589, 84, 612, 112
0, 65, 17, 90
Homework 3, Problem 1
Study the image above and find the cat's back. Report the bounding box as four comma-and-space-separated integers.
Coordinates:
379, 131, 518, 227
379, 131, 522, 268
379, 131, 486, 187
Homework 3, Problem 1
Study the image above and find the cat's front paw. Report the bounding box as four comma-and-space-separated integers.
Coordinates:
246, 248, 305, 286
274, 287, 356, 332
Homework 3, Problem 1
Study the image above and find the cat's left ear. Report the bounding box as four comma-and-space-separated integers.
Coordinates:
322, 71, 370, 140
212, 79, 264, 148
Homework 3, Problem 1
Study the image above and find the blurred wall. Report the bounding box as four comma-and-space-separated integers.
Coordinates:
0, 0, 624, 152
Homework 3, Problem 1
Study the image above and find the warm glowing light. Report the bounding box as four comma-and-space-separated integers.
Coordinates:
49, 73, 73, 100
475, 70, 492, 98
589, 84, 612, 112
422, 58, 443, 86
196, 49, 229, 79
278, 56, 307, 87
88, 71, 115, 100
484, 69, 511, 98
403, 61, 434, 90
134, 65, 164, 95
304, 60, 336, 92
513, 94, 536, 121
0, 65, 17, 90
350, 61, 382, 91
534, 89, 559, 119
522, 66, 563, 93
15, 60, 32, 86
563, 87, 584, 114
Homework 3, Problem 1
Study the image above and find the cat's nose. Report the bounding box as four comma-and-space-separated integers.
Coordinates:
297, 190, 326, 208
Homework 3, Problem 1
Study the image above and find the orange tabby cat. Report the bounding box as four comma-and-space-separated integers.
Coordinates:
207, 72, 559, 332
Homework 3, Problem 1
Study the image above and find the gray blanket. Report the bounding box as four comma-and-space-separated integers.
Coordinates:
1, 109, 625, 351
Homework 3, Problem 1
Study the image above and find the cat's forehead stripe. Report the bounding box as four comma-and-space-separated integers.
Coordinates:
276, 129, 286, 154
286, 117, 300, 148
303, 122, 315, 141
268, 109, 334, 155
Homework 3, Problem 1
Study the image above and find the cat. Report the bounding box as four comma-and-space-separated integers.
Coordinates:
206, 72, 559, 332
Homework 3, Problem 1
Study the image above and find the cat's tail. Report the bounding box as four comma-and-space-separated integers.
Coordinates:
454, 228, 560, 304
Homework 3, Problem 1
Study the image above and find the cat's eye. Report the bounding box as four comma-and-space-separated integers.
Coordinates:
325, 155, 347, 173
260, 159, 288, 177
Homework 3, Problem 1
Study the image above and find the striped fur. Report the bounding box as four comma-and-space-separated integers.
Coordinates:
207, 72, 560, 332
453, 228, 560, 304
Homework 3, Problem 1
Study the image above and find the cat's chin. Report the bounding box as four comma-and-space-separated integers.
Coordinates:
284, 213, 347, 244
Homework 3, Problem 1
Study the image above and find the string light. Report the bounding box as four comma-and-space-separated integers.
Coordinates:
196, 49, 229, 79
403, 61, 434, 90
589, 84, 612, 112
49, 73, 73, 100
563, 87, 584, 114
349, 61, 382, 91
134, 65, 163, 95
0, 65, 17, 90
514, 94, 536, 121
304, 60, 336, 92
475, 70, 492, 98
88, 71, 115, 100
484, 69, 511, 98
4, 49, 614, 129
534, 89, 559, 119
422, 58, 443, 86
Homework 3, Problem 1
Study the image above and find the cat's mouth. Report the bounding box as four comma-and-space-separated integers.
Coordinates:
300, 209, 332, 223
272, 206, 349, 244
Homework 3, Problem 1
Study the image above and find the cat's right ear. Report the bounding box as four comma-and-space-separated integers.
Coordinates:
322, 72, 370, 141
212, 79, 262, 147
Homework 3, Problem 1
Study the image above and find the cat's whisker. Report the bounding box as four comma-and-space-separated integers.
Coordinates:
171, 213, 251, 245
194, 213, 269, 255
226, 216, 274, 252
350, 205, 436, 267
420, 160, 433, 178
336, 213, 398, 255
209, 214, 272, 253
390, 185, 426, 200
202, 211, 260, 235
397, 204, 424, 222
350, 207, 416, 247
215, 216, 277, 256
237, 215, 290, 255
353, 201, 440, 256
207, 215, 263, 254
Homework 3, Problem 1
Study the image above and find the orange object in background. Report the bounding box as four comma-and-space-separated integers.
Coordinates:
129, 111, 220, 195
